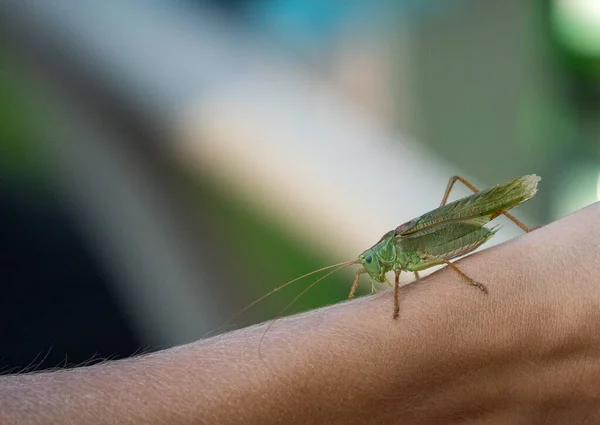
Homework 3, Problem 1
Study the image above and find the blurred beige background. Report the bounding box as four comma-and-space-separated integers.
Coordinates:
1, 0, 599, 370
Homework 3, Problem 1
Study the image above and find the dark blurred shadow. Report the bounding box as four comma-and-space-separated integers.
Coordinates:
0, 174, 142, 373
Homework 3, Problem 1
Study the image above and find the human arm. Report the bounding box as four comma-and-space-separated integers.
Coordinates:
2, 203, 600, 424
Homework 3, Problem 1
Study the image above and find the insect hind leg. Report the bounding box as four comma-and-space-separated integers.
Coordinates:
440, 175, 533, 233
443, 260, 488, 294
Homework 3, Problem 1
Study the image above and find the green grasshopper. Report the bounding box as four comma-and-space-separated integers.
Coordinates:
349, 173, 540, 318
235, 174, 540, 327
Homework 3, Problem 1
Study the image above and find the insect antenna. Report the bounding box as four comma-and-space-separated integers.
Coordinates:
257, 261, 357, 359
216, 260, 357, 335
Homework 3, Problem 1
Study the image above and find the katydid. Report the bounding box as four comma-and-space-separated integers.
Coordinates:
235, 174, 540, 326
350, 174, 539, 319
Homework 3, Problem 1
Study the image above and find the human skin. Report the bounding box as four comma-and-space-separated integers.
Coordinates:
2, 203, 600, 424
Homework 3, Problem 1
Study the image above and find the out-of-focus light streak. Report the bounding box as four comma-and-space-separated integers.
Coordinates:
552, 0, 600, 56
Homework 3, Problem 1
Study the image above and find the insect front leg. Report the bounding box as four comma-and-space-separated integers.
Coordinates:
443, 260, 488, 294
440, 175, 533, 233
348, 269, 363, 299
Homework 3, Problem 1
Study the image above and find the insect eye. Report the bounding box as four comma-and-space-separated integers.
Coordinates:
365, 255, 372, 264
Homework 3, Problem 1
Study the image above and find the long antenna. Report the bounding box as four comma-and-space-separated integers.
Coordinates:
257, 261, 358, 359
225, 260, 357, 326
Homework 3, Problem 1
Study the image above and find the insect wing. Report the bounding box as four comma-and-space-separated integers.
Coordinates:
396, 174, 539, 238
396, 222, 499, 262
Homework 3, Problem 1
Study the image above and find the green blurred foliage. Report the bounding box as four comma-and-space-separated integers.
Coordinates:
0, 45, 50, 186
181, 173, 363, 325
0, 44, 369, 331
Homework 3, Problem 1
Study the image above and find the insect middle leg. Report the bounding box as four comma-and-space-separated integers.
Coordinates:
440, 175, 533, 233
392, 271, 420, 319
393, 271, 400, 319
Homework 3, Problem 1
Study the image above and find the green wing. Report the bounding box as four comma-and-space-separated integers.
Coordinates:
396, 223, 499, 265
396, 174, 539, 239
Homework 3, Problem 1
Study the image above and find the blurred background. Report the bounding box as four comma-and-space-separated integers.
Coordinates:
1, 0, 599, 371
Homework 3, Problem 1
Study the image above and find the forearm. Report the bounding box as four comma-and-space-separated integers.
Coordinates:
1, 293, 455, 425
2, 204, 600, 425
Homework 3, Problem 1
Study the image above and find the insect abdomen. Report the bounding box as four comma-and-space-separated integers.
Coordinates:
423, 226, 496, 260
398, 225, 497, 271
